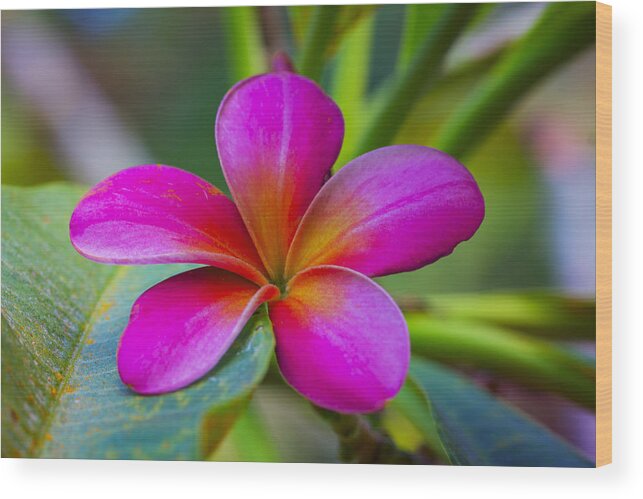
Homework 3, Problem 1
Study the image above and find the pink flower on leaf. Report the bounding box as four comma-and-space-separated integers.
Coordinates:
70, 67, 484, 413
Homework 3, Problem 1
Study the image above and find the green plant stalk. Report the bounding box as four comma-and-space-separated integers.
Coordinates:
467, 2, 500, 32
353, 3, 480, 157
287, 5, 312, 46
433, 2, 596, 159
313, 406, 427, 464
225, 7, 267, 81
433, 43, 508, 86
420, 292, 596, 340
298, 5, 338, 81
397, 3, 447, 72
361, 42, 508, 139
406, 314, 596, 409
332, 15, 374, 170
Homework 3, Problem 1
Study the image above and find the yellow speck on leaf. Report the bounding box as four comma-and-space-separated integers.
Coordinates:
97, 301, 114, 319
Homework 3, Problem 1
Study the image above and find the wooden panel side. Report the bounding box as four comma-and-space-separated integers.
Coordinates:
595, 1, 612, 468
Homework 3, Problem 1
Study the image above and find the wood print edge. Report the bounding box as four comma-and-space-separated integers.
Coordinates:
595, 0, 612, 468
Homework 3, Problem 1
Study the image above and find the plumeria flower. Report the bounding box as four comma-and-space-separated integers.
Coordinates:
69, 63, 484, 414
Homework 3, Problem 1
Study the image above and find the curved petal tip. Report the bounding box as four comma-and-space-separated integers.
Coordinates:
117, 267, 278, 395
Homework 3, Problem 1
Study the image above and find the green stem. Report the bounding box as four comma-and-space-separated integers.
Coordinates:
298, 5, 338, 81
353, 3, 480, 157
419, 292, 596, 341
433, 2, 596, 159
406, 314, 596, 409
332, 15, 374, 170
225, 7, 267, 81
397, 3, 447, 73
313, 406, 428, 464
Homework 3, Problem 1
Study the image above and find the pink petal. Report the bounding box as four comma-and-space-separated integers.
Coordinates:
285, 145, 485, 279
215, 73, 344, 279
269, 265, 409, 413
70, 165, 268, 285
118, 267, 279, 394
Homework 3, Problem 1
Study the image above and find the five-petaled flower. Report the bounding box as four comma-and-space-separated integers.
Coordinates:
69, 64, 484, 413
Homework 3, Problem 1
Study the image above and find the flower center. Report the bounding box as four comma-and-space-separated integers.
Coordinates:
271, 274, 290, 298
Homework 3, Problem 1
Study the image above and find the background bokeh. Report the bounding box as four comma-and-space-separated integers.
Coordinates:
1, 3, 597, 463
2, 4, 596, 295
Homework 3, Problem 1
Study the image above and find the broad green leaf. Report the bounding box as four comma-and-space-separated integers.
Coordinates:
409, 358, 593, 467
406, 314, 595, 409
1, 183, 274, 459
224, 7, 267, 82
